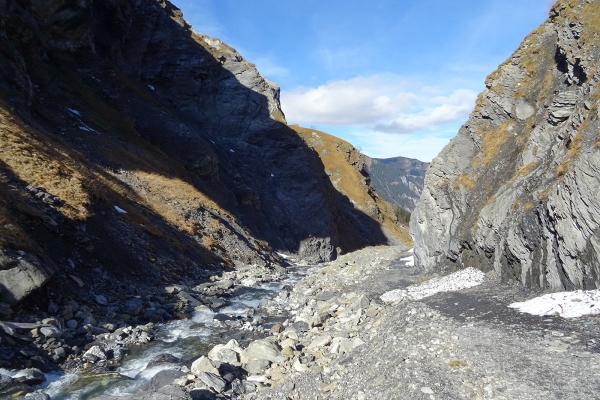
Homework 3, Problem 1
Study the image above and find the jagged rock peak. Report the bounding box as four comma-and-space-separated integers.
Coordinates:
411, 0, 600, 290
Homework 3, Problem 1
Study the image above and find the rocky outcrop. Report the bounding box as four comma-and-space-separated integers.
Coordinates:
0, 0, 401, 306
365, 156, 429, 212
412, 0, 600, 290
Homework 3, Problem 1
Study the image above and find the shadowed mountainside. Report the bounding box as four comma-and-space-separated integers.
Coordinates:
0, 0, 407, 307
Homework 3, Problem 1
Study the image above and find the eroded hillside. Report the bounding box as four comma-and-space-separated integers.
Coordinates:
0, 0, 403, 307
412, 0, 600, 290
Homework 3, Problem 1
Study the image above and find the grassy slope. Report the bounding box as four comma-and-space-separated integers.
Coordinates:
291, 126, 413, 247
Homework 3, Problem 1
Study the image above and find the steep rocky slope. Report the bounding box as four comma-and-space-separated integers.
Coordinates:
0, 0, 404, 309
292, 127, 411, 246
365, 156, 428, 212
412, 0, 600, 290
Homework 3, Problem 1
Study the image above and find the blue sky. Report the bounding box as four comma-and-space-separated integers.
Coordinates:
173, 0, 550, 161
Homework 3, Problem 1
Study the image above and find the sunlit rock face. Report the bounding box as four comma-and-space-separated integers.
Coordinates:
411, 1, 600, 290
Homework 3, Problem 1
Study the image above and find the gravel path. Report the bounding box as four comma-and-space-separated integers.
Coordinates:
244, 246, 600, 400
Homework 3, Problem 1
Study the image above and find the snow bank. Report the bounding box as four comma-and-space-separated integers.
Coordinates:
381, 267, 486, 303
401, 255, 414, 267
509, 290, 600, 318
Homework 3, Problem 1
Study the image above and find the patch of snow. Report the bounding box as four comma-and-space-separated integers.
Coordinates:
380, 267, 485, 303
509, 290, 600, 318
271, 173, 275, 177
401, 255, 414, 267
148, 85, 155, 90
114, 206, 128, 214
408, 248, 414, 253
229, 149, 235, 153
78, 123, 97, 133
276, 252, 289, 259
67, 108, 81, 116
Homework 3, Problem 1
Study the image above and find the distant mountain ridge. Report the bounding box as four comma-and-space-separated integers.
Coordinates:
365, 156, 429, 212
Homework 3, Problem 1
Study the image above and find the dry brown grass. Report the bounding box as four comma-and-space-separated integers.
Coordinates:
474, 122, 513, 167
556, 133, 583, 176
0, 100, 228, 252
454, 173, 476, 191
447, 360, 467, 368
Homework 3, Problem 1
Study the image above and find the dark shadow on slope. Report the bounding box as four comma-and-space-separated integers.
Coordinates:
0, 0, 391, 273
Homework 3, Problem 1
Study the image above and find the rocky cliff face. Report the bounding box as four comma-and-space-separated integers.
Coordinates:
365, 156, 428, 212
0, 0, 403, 305
412, 0, 600, 290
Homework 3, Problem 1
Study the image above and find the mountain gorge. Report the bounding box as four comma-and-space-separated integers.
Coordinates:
0, 0, 406, 307
412, 0, 600, 290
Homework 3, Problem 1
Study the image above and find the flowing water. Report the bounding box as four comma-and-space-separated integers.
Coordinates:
18, 263, 312, 399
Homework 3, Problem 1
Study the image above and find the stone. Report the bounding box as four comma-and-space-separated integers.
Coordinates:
269, 323, 284, 334
316, 291, 337, 301
147, 370, 187, 391
244, 359, 271, 374
208, 346, 239, 366
515, 98, 535, 120
0, 258, 54, 305
14, 368, 46, 385
191, 356, 219, 376
147, 354, 181, 369
196, 372, 227, 393
39, 326, 61, 338
82, 345, 106, 362
308, 335, 332, 349
123, 298, 144, 316
215, 279, 234, 290
240, 340, 281, 364
95, 295, 108, 306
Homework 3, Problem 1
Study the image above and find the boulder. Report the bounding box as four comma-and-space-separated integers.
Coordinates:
191, 356, 219, 376
240, 339, 281, 364
0, 258, 54, 305
196, 372, 227, 393
122, 298, 144, 316
146, 354, 181, 369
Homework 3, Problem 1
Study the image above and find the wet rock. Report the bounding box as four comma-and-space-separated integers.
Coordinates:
147, 354, 181, 368
14, 368, 46, 385
82, 345, 106, 362
148, 369, 187, 391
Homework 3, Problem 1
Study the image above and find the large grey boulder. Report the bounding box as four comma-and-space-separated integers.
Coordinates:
0, 256, 54, 305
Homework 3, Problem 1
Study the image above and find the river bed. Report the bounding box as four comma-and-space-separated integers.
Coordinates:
18, 262, 313, 399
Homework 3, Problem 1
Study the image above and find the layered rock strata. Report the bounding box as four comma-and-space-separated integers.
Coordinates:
412, 0, 600, 290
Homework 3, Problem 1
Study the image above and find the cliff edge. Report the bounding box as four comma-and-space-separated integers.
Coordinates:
412, 0, 600, 290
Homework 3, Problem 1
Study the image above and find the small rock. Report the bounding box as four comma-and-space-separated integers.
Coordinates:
122, 298, 143, 316
147, 353, 181, 369
421, 387, 434, 394
95, 294, 108, 306
82, 345, 106, 362
39, 326, 61, 339
14, 368, 46, 385
269, 323, 285, 334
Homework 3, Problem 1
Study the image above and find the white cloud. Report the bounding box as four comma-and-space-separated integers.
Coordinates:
343, 130, 454, 162
281, 76, 477, 135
